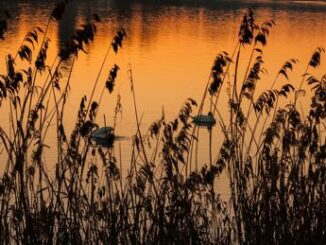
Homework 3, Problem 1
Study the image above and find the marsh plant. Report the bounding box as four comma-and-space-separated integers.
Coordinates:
0, 2, 325, 245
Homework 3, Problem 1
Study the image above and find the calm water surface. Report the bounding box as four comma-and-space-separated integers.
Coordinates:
0, 0, 326, 192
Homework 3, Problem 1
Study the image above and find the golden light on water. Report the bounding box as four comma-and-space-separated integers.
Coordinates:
0, 0, 326, 185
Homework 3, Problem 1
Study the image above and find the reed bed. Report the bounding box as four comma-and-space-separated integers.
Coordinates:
0, 2, 325, 244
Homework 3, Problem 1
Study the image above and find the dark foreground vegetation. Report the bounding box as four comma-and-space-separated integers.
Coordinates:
0, 1, 325, 244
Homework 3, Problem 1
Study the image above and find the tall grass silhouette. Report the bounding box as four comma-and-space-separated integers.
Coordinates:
0, 2, 325, 244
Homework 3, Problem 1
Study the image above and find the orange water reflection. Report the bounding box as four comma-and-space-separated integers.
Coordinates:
0, 0, 326, 194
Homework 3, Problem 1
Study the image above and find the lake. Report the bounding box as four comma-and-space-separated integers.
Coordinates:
0, 0, 326, 194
